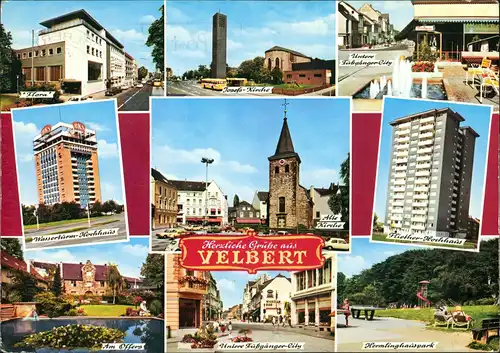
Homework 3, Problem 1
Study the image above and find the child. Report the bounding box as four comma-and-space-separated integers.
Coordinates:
343, 298, 351, 327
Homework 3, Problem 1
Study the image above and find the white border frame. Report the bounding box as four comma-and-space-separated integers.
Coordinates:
148, 95, 353, 258
369, 96, 494, 253
10, 99, 130, 251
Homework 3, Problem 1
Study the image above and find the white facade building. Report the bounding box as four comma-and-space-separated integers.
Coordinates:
258, 274, 292, 322
169, 180, 228, 226
251, 191, 268, 221
290, 254, 336, 331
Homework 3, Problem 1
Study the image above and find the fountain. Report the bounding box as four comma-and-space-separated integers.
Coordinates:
353, 55, 447, 101
422, 77, 428, 99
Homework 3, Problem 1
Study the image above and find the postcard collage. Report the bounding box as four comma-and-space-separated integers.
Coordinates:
0, 0, 499, 352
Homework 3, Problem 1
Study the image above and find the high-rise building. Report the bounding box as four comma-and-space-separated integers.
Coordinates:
34, 122, 102, 207
211, 12, 227, 79
384, 108, 478, 238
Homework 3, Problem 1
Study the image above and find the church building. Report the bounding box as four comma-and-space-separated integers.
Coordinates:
268, 106, 313, 230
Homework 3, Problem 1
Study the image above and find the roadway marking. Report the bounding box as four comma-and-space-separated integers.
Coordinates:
118, 85, 148, 110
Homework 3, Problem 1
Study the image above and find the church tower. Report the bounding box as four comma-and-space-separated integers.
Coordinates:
268, 101, 312, 230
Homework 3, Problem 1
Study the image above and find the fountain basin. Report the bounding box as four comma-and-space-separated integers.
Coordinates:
353, 78, 448, 101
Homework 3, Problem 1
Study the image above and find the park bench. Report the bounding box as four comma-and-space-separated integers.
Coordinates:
472, 317, 499, 344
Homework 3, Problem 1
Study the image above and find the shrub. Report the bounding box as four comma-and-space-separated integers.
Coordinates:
65, 308, 86, 316
125, 307, 140, 317
133, 296, 143, 307
182, 334, 197, 343
412, 61, 435, 72
34, 292, 73, 318
149, 299, 163, 316
14, 324, 125, 350
475, 297, 497, 305
7, 290, 23, 303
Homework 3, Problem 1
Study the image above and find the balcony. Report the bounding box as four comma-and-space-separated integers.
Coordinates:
393, 200, 404, 207
414, 201, 428, 207
413, 209, 427, 215
394, 179, 406, 186
396, 144, 409, 150
412, 216, 426, 222
418, 147, 433, 154
414, 193, 428, 200
414, 185, 428, 192
418, 139, 433, 147
416, 163, 431, 169
420, 124, 434, 132
411, 224, 426, 231
395, 151, 408, 157
395, 165, 407, 171
399, 122, 411, 129
416, 155, 432, 162
390, 214, 403, 221
395, 157, 408, 164
421, 116, 435, 124
398, 136, 410, 143
179, 276, 208, 294
392, 208, 404, 214
394, 186, 405, 192
393, 193, 405, 200
394, 172, 406, 179
415, 178, 430, 185
415, 170, 430, 177
419, 131, 434, 139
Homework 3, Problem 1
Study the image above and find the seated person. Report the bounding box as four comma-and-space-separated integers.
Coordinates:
139, 300, 151, 316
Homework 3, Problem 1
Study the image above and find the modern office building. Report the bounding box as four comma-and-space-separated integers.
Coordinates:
125, 52, 138, 87
384, 108, 478, 238
210, 12, 227, 79
14, 9, 125, 96
33, 122, 102, 207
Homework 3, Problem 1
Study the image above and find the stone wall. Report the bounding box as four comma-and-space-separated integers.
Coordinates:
269, 157, 298, 229
265, 50, 311, 73
63, 279, 111, 296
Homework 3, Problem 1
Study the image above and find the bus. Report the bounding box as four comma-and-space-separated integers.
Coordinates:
200, 78, 227, 91
226, 78, 247, 87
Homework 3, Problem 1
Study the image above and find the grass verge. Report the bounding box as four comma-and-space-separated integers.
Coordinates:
24, 216, 114, 230
372, 233, 477, 250
79, 304, 134, 317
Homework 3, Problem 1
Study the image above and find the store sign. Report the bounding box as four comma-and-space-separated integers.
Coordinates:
416, 26, 435, 32
40, 124, 52, 136
464, 23, 499, 34
179, 233, 325, 274
20, 91, 55, 98
72, 121, 86, 132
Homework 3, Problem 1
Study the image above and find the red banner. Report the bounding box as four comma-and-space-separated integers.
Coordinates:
179, 232, 325, 274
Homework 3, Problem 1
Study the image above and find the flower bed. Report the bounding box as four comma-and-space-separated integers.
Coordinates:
412, 61, 435, 72
14, 324, 125, 350
181, 326, 218, 349
232, 336, 253, 342
178, 275, 209, 285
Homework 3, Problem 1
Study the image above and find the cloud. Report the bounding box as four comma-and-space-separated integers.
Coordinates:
139, 15, 156, 25
270, 14, 335, 36
25, 249, 77, 263
338, 255, 368, 277
111, 29, 146, 42
217, 278, 236, 292
222, 161, 257, 174
101, 182, 118, 200
10, 29, 33, 49
98, 139, 118, 158
14, 120, 38, 136
121, 244, 149, 258
302, 168, 337, 188
19, 154, 34, 163
227, 39, 243, 50
85, 122, 109, 133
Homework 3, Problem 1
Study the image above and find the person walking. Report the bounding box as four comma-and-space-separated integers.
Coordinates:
271, 316, 276, 327
228, 320, 233, 337
343, 298, 351, 327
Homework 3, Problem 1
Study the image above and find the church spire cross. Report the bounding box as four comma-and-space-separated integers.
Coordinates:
282, 99, 290, 120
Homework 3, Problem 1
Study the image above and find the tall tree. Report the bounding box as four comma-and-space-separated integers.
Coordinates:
328, 153, 350, 228
141, 254, 165, 302
52, 265, 62, 297
0, 24, 22, 93
146, 6, 164, 71
138, 66, 148, 80
106, 263, 124, 304
1, 238, 24, 260
233, 195, 240, 207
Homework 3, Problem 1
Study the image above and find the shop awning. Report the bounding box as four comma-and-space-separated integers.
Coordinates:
236, 218, 262, 224
207, 218, 222, 223
186, 217, 203, 221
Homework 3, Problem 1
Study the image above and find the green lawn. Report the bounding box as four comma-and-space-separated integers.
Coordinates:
47, 220, 119, 235
24, 216, 114, 230
375, 305, 498, 329
79, 304, 134, 317
372, 233, 478, 250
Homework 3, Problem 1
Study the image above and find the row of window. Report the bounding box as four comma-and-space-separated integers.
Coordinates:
275, 165, 290, 174
87, 30, 103, 46
22, 66, 63, 82
295, 259, 333, 292
87, 45, 103, 58
17, 47, 62, 60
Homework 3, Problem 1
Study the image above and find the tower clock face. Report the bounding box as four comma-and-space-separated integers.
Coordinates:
279, 159, 285, 166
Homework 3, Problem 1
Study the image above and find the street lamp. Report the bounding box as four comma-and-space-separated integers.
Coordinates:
16, 75, 19, 94
275, 290, 279, 331
201, 157, 214, 227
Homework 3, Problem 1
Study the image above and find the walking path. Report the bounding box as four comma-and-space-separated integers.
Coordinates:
337, 316, 476, 352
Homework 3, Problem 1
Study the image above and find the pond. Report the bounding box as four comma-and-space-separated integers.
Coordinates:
0, 318, 164, 353
353, 82, 448, 100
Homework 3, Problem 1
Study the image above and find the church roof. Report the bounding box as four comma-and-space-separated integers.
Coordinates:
61, 262, 111, 281
268, 118, 301, 163
256, 191, 269, 201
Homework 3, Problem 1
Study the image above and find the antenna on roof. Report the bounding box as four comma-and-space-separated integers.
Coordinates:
282, 98, 289, 120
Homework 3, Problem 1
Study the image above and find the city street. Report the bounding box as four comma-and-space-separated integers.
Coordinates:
166, 80, 277, 97
24, 213, 128, 250
116, 84, 164, 111
167, 322, 335, 352
338, 47, 412, 95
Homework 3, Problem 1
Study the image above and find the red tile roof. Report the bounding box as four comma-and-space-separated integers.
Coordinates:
123, 276, 143, 283
1, 252, 47, 282
61, 263, 110, 281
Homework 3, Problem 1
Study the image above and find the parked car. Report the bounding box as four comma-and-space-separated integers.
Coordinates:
156, 230, 179, 239
276, 230, 289, 236
67, 95, 93, 102
136, 83, 144, 88
153, 80, 162, 87
323, 237, 349, 251
105, 86, 122, 96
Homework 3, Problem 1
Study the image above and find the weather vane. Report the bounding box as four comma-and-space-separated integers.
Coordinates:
282, 99, 290, 119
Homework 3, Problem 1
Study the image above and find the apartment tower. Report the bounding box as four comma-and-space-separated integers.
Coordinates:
211, 12, 227, 79
34, 122, 102, 207
384, 108, 478, 238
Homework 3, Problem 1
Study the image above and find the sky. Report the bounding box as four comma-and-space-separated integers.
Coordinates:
151, 98, 351, 206
211, 271, 288, 310
338, 237, 413, 277
344, 1, 414, 33
12, 100, 124, 206
166, 0, 336, 75
375, 98, 493, 221
2, 0, 162, 72
24, 237, 150, 278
